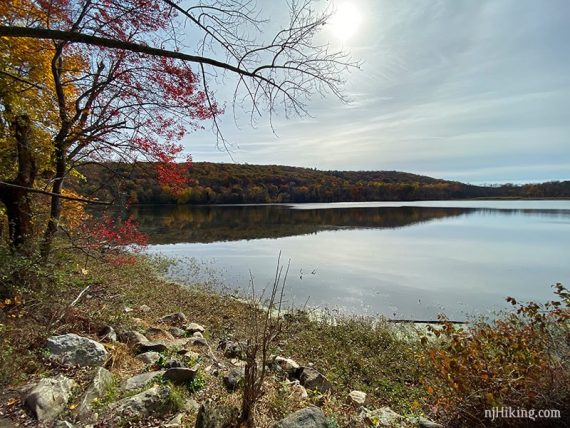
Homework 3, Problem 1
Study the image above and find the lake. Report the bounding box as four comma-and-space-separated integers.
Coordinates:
132, 201, 570, 321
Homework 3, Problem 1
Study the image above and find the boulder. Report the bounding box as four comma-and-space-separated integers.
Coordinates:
112, 385, 171, 417
145, 327, 175, 341
299, 367, 331, 394
218, 340, 242, 359
170, 327, 187, 338
360, 407, 403, 427
123, 370, 164, 390
186, 322, 205, 335
348, 390, 367, 406
46, 334, 107, 367
24, 375, 76, 421
77, 367, 114, 418
159, 312, 188, 326
163, 367, 198, 384
134, 341, 169, 354
274, 356, 301, 377
117, 330, 148, 346
273, 407, 327, 428
98, 326, 117, 343
136, 351, 161, 365
195, 400, 239, 428
418, 417, 444, 428
223, 368, 244, 391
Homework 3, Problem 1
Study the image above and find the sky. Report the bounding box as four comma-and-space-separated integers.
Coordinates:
183, 0, 570, 184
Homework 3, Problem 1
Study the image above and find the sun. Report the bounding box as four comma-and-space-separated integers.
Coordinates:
329, 2, 363, 41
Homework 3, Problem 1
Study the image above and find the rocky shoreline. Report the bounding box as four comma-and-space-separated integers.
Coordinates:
2, 309, 442, 428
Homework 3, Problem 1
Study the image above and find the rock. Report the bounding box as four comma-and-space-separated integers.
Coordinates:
274, 356, 301, 377
134, 341, 169, 354
139, 304, 151, 312
299, 367, 331, 394
189, 337, 208, 347
165, 412, 185, 427
273, 407, 327, 428
77, 367, 114, 417
0, 417, 16, 427
136, 351, 161, 365
230, 358, 246, 367
117, 330, 148, 346
218, 340, 242, 359
124, 306, 133, 313
418, 417, 444, 428
163, 367, 198, 384
163, 358, 185, 368
46, 334, 107, 367
123, 370, 164, 390
182, 398, 200, 413
112, 385, 171, 417
361, 407, 403, 427
170, 327, 187, 338
223, 368, 244, 391
145, 327, 175, 341
348, 390, 367, 406
186, 322, 205, 335
98, 326, 117, 343
289, 383, 308, 400
193, 331, 204, 338
195, 400, 239, 428
159, 312, 188, 326
24, 375, 76, 421
178, 349, 200, 361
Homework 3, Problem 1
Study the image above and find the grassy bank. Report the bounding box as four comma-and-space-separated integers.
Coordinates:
1, 247, 568, 427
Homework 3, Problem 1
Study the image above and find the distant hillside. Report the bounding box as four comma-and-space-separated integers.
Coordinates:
72, 162, 570, 205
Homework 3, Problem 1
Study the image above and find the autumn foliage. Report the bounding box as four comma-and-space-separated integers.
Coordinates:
422, 284, 570, 426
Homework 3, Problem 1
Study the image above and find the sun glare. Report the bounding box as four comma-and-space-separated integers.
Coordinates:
329, 2, 363, 41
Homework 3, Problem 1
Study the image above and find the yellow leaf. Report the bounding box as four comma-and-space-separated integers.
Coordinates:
81, 268, 89, 276
69, 403, 77, 410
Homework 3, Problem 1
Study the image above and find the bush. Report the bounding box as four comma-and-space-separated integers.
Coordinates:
423, 284, 570, 426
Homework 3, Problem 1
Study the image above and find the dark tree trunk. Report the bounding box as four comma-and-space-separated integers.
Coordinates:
0, 114, 36, 253
40, 144, 65, 258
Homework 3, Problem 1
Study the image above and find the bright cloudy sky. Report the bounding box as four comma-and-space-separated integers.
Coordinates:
183, 0, 570, 184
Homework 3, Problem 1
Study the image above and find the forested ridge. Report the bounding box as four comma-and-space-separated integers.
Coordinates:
73, 162, 570, 204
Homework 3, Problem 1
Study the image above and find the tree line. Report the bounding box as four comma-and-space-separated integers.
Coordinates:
72, 162, 570, 205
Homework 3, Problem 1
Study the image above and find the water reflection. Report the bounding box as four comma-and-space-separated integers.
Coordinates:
131, 202, 570, 320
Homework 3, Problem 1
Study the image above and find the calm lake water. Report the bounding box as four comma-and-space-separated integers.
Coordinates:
133, 201, 570, 321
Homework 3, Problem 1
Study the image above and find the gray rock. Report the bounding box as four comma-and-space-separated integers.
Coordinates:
218, 340, 242, 359
77, 367, 114, 417
117, 330, 148, 346
123, 370, 164, 390
182, 398, 200, 413
112, 385, 171, 417
46, 334, 107, 367
289, 382, 308, 400
169, 327, 187, 338
163, 366, 198, 384
274, 356, 301, 376
418, 417, 444, 428
299, 367, 331, 394
134, 341, 169, 354
145, 327, 175, 341
186, 322, 205, 335
165, 413, 184, 427
360, 407, 403, 427
139, 304, 151, 312
223, 368, 244, 391
159, 312, 188, 326
192, 331, 204, 338
348, 390, 367, 406
136, 351, 161, 365
0, 417, 16, 427
189, 337, 208, 347
98, 326, 117, 343
273, 407, 327, 428
195, 400, 239, 428
24, 375, 77, 421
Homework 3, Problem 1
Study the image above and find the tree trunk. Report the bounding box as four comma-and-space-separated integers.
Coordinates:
40, 144, 65, 259
0, 114, 36, 253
